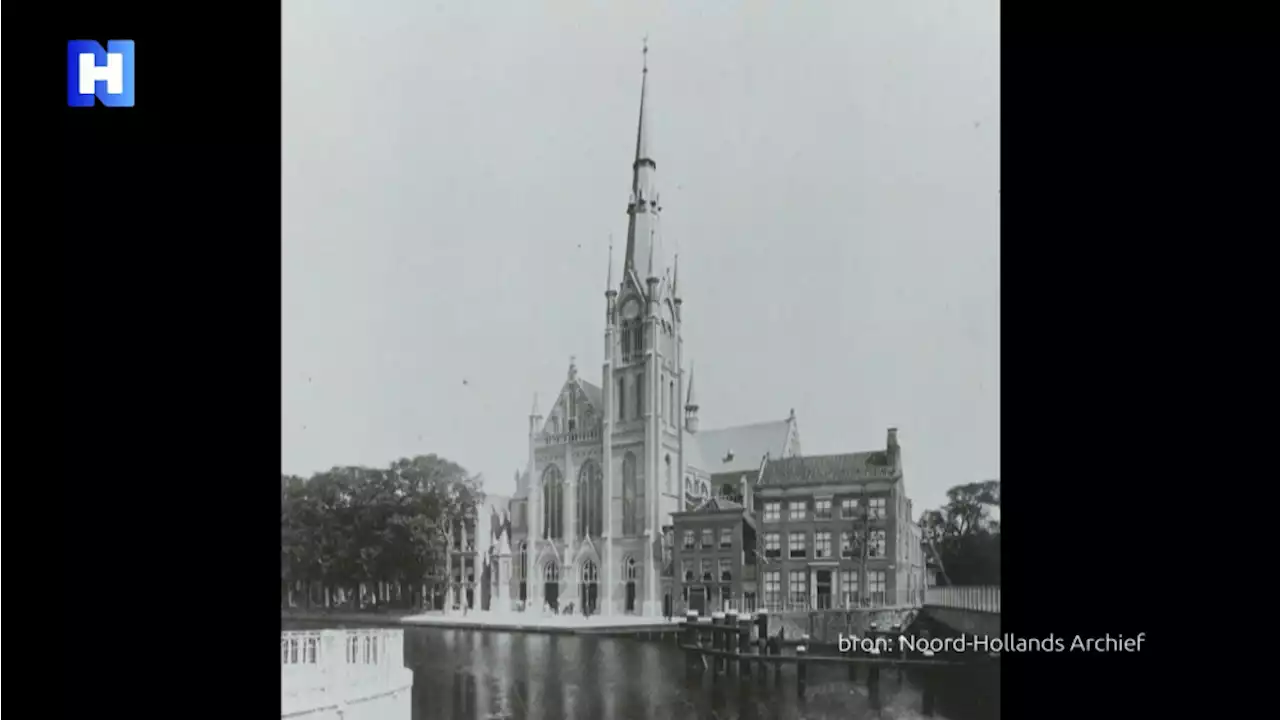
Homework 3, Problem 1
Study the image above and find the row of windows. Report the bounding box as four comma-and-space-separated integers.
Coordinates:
762, 530, 886, 559
681, 559, 735, 583
761, 498, 887, 522
761, 570, 887, 609
538, 453, 685, 541
681, 527, 734, 550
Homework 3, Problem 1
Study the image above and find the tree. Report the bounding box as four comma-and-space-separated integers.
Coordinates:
278, 453, 485, 611
919, 480, 1001, 586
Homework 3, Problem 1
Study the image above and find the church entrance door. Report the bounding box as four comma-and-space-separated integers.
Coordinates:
624, 557, 638, 613
579, 560, 599, 616
543, 561, 561, 612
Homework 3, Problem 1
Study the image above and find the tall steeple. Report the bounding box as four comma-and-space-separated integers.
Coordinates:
623, 39, 662, 286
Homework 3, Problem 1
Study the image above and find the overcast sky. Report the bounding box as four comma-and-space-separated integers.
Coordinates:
282, 0, 1000, 513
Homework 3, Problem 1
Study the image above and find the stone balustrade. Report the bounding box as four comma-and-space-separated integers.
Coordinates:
536, 427, 602, 446
281, 628, 414, 720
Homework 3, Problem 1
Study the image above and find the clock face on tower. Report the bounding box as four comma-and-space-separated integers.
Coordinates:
620, 298, 641, 322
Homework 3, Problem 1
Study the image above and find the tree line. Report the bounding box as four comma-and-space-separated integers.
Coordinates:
918, 479, 1001, 586
280, 454, 484, 609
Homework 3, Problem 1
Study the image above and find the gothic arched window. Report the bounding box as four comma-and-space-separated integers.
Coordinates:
635, 370, 644, 419
577, 460, 604, 539
517, 542, 527, 579
622, 452, 638, 536
665, 455, 673, 494
542, 465, 564, 540
670, 380, 676, 425
632, 324, 643, 356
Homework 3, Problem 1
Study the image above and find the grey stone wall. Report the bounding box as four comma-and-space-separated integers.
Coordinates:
920, 606, 1001, 637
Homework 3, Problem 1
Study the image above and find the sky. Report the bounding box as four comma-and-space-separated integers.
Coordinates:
282, 0, 1000, 514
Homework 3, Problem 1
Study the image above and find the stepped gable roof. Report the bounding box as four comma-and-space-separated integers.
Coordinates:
758, 451, 892, 487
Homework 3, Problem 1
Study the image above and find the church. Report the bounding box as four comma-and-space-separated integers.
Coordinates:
486, 47, 804, 618
471, 47, 921, 617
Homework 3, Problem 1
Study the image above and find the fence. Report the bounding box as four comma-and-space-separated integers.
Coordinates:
924, 585, 1000, 613
281, 628, 414, 719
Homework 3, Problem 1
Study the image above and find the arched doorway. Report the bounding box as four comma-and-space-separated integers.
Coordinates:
580, 560, 599, 616
543, 560, 561, 612
625, 557, 638, 613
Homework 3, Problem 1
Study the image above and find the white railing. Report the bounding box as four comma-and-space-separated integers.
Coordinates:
281, 629, 414, 719
925, 585, 1001, 613
537, 427, 602, 446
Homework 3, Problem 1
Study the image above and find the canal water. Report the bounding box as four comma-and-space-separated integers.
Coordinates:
286, 623, 997, 720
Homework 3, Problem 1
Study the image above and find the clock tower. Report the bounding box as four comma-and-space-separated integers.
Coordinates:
601, 40, 686, 616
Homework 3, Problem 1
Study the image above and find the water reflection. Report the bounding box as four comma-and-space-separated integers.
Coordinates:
403, 627, 991, 720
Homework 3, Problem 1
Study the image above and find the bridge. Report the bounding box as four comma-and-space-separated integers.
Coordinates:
920, 585, 1001, 638
281, 628, 414, 720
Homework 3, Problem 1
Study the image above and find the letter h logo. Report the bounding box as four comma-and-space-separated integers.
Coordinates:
67, 40, 135, 107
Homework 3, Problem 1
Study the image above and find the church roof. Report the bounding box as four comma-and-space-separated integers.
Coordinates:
758, 451, 892, 487
691, 418, 793, 473
579, 379, 604, 410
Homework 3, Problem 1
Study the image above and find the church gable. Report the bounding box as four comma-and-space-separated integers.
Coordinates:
541, 376, 604, 436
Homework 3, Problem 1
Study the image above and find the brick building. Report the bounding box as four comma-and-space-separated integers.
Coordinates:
670, 483, 759, 615
754, 428, 926, 611
669, 427, 927, 614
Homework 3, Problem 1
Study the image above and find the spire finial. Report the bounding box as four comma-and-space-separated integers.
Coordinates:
642, 35, 649, 73
531, 393, 541, 418
673, 253, 680, 297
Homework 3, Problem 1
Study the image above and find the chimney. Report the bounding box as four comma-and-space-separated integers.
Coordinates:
887, 427, 900, 466
740, 473, 753, 512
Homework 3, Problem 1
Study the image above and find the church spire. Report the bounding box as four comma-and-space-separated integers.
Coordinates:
623, 38, 662, 283
634, 37, 652, 170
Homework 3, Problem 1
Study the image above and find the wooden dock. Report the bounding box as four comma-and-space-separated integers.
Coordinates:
677, 610, 994, 716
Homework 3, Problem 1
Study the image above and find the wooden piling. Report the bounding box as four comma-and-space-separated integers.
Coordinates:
754, 610, 769, 642
711, 612, 726, 674
921, 649, 936, 716
725, 610, 739, 672
757, 637, 768, 677
738, 617, 753, 676
797, 635, 809, 697
772, 632, 782, 684
869, 644, 882, 710
682, 611, 700, 676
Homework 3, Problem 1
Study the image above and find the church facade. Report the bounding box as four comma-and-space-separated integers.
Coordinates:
495, 49, 804, 617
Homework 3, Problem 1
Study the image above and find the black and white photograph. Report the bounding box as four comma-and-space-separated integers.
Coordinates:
279, 2, 1000, 718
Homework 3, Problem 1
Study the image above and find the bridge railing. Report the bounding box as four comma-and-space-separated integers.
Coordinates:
925, 585, 1001, 613
281, 628, 413, 717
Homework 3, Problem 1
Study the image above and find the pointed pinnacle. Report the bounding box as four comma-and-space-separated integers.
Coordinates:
606, 236, 615, 294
